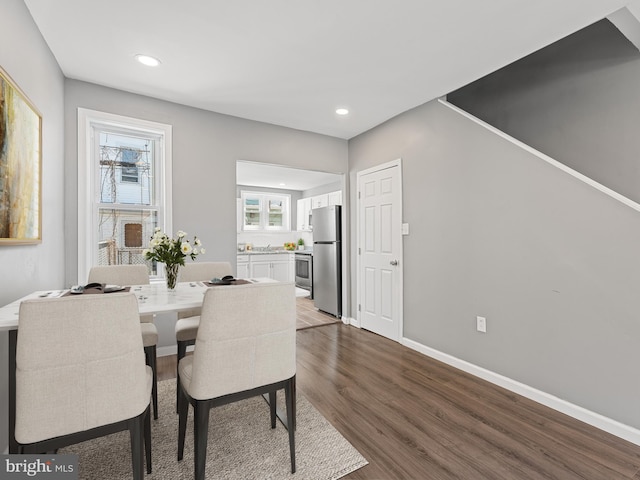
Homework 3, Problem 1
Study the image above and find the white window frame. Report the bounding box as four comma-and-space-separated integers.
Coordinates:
240, 191, 291, 231
77, 108, 173, 283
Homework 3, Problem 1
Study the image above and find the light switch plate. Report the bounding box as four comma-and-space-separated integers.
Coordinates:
402, 223, 409, 235
476, 316, 487, 333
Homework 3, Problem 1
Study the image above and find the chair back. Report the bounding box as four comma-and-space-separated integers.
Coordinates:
188, 282, 296, 400
88, 264, 150, 285
15, 293, 150, 444
88, 264, 153, 322
179, 262, 232, 282
177, 262, 233, 319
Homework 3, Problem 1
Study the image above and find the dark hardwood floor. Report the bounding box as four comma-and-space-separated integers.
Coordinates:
158, 320, 640, 479
295, 293, 341, 330
157, 295, 337, 381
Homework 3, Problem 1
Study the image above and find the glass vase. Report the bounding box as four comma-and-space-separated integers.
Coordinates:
165, 263, 180, 290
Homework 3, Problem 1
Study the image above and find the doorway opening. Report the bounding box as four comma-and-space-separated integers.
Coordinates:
235, 160, 346, 318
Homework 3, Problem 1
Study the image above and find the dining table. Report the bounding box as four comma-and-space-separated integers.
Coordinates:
0, 278, 275, 454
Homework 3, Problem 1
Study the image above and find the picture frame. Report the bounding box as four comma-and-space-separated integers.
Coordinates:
0, 66, 42, 245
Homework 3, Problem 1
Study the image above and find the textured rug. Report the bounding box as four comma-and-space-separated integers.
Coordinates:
60, 381, 367, 479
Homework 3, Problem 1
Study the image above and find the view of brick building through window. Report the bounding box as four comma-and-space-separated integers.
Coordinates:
97, 132, 158, 274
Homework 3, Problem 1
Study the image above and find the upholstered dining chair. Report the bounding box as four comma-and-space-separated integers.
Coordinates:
15, 293, 153, 479
88, 264, 159, 419
177, 282, 297, 480
174, 261, 232, 408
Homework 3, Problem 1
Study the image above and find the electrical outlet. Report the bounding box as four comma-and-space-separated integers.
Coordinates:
476, 316, 487, 333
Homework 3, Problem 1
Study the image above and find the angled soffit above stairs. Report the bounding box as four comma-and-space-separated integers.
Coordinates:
608, 1, 640, 51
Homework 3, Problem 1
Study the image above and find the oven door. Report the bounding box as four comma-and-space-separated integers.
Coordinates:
294, 254, 313, 294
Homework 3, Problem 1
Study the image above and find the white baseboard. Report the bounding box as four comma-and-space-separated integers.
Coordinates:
347, 316, 361, 328
157, 345, 177, 357
402, 337, 640, 446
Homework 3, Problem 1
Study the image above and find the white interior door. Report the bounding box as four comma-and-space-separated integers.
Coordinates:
358, 160, 403, 341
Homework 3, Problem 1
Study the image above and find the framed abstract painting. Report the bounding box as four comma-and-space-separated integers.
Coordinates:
0, 66, 42, 244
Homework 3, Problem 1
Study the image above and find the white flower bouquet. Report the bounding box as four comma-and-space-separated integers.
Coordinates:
143, 228, 205, 289
143, 228, 205, 266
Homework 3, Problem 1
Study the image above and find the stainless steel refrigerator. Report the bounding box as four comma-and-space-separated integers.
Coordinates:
312, 205, 342, 317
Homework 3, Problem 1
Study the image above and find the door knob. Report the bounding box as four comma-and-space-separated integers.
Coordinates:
390, 260, 398, 266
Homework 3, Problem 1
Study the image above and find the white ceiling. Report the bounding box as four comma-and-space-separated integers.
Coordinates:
237, 161, 341, 191
24, 0, 629, 139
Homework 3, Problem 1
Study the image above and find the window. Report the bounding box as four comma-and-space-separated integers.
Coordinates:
120, 148, 140, 183
244, 196, 261, 228
241, 191, 290, 231
78, 109, 172, 282
268, 198, 284, 227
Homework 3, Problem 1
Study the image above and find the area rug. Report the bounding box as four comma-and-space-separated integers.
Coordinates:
60, 381, 368, 479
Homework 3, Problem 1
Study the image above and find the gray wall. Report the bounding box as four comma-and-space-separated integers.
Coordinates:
349, 98, 640, 428
448, 19, 640, 204
64, 81, 348, 352
0, 0, 66, 453
64, 80, 348, 288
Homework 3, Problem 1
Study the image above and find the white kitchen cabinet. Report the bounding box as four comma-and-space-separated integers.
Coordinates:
237, 262, 250, 279
298, 191, 340, 231
236, 254, 250, 278
311, 194, 329, 209
245, 253, 293, 282
250, 259, 272, 278
328, 190, 342, 206
271, 259, 292, 283
297, 197, 312, 231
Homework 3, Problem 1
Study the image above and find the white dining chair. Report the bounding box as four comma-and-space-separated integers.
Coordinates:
15, 293, 153, 478
177, 282, 297, 480
174, 261, 232, 409
88, 264, 159, 419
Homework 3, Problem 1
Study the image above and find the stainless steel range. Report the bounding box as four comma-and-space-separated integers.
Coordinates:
294, 251, 313, 298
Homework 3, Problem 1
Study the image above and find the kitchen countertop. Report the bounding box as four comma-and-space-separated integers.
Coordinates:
237, 249, 313, 255
237, 250, 295, 255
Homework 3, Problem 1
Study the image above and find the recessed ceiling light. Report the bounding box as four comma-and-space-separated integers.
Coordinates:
335, 108, 349, 116
135, 54, 161, 67
279, 183, 286, 186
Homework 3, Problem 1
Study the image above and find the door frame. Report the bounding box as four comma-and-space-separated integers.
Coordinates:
355, 158, 404, 342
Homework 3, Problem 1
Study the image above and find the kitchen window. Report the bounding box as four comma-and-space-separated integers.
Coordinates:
78, 108, 173, 282
241, 191, 290, 231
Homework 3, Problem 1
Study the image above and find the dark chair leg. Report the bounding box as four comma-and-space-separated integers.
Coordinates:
269, 391, 277, 428
194, 401, 211, 480
177, 340, 188, 362
176, 340, 187, 413
144, 345, 158, 420
177, 383, 189, 461
128, 412, 145, 480
9, 330, 18, 454
285, 377, 296, 473
144, 405, 152, 474
292, 375, 297, 431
